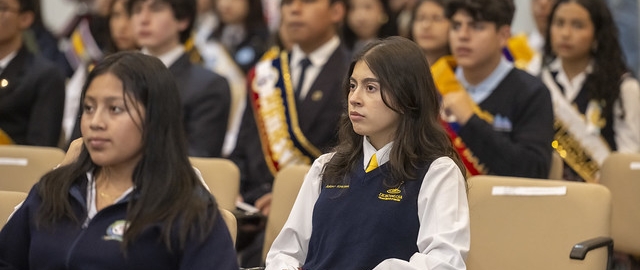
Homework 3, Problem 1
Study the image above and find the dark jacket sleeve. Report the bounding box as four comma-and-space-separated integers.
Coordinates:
185, 71, 231, 157
27, 60, 66, 147
459, 82, 554, 178
179, 211, 239, 270
0, 187, 39, 270
229, 100, 274, 205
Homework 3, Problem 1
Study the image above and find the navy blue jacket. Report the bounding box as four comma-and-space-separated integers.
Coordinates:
459, 68, 554, 178
0, 46, 65, 146
0, 177, 238, 270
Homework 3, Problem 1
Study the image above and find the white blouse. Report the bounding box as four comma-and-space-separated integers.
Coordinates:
265, 139, 470, 270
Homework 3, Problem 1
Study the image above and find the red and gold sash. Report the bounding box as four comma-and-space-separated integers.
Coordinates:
431, 56, 493, 175
248, 47, 321, 176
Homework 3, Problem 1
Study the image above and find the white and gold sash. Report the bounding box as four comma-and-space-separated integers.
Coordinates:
249, 47, 321, 175
541, 69, 611, 182
199, 40, 247, 157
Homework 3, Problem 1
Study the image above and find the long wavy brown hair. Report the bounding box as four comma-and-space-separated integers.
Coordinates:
322, 36, 466, 187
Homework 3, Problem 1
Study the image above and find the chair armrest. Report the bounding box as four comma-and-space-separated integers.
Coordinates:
569, 236, 613, 270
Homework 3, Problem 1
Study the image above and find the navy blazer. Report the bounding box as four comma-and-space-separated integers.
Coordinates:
0, 46, 65, 147
231, 44, 351, 204
169, 53, 231, 157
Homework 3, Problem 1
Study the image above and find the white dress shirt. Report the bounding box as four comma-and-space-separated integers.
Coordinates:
0, 51, 17, 73
289, 36, 340, 100
265, 138, 470, 270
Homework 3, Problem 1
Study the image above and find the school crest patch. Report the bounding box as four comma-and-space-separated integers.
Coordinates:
103, 220, 129, 242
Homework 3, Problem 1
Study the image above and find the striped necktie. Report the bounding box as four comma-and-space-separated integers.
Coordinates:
365, 153, 378, 173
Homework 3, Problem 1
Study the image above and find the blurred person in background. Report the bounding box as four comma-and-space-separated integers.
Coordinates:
127, 0, 231, 158
409, 0, 450, 66
540, 0, 640, 183
0, 0, 66, 147
198, 0, 269, 157
65, 0, 139, 147
342, 0, 397, 53
230, 0, 349, 266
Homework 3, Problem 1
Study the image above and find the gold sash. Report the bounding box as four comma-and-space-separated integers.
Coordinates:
506, 34, 535, 70
199, 39, 247, 157
540, 69, 610, 182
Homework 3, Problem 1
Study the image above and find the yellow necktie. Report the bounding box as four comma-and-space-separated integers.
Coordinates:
365, 153, 378, 173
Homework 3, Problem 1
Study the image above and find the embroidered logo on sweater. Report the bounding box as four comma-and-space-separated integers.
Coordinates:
378, 182, 404, 202
103, 220, 129, 242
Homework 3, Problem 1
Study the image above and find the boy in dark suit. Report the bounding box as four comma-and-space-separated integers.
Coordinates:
128, 0, 231, 157
0, 0, 65, 147
229, 0, 350, 266
233, 0, 349, 218
440, 0, 553, 178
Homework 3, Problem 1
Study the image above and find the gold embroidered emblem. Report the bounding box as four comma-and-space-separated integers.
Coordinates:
378, 182, 404, 202
386, 188, 401, 194
1, 79, 8, 88
378, 193, 403, 202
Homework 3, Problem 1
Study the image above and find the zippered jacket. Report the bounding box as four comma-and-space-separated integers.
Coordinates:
0, 175, 238, 270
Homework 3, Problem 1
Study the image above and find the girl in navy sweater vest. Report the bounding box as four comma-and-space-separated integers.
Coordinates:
266, 36, 470, 270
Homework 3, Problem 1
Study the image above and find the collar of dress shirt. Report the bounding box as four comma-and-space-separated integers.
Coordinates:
548, 57, 593, 102
141, 45, 185, 68
290, 35, 340, 72
85, 170, 134, 219
289, 36, 340, 99
0, 50, 18, 72
362, 137, 394, 171
455, 57, 513, 104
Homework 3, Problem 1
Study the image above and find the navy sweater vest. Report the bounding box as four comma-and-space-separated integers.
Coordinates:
303, 159, 430, 270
